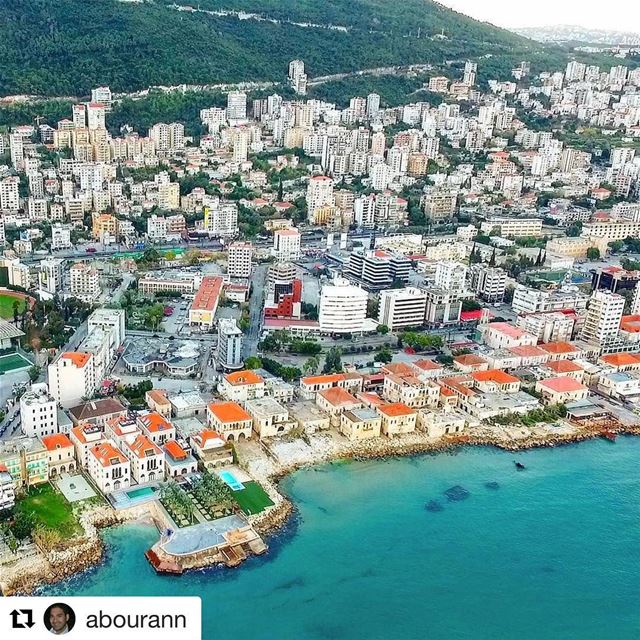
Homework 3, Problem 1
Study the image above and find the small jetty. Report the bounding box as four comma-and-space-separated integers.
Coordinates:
600, 430, 617, 442
145, 549, 183, 575
146, 514, 267, 574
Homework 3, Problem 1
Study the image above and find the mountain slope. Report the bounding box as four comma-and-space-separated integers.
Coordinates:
0, 0, 552, 97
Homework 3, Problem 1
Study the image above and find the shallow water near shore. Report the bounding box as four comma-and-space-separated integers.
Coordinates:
44, 438, 640, 639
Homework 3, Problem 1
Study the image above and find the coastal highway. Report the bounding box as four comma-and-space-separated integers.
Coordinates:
243, 263, 268, 359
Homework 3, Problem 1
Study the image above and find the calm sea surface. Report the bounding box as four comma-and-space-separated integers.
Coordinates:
44, 438, 640, 639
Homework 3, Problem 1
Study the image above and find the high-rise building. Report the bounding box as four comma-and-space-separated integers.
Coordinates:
631, 283, 640, 316
0, 176, 20, 211
288, 60, 308, 95
421, 188, 458, 223
345, 249, 411, 291
463, 61, 477, 85
72, 104, 87, 129
9, 132, 25, 170
149, 122, 185, 152
87, 103, 106, 130
227, 92, 248, 123
470, 266, 507, 303
306, 176, 334, 224
91, 86, 112, 111
273, 229, 301, 261
227, 241, 253, 279
231, 127, 250, 162
434, 261, 467, 293
39, 258, 65, 295
580, 290, 625, 344
20, 383, 58, 438
319, 278, 368, 334
218, 318, 244, 371
48, 352, 96, 408
70, 262, 100, 300
203, 198, 238, 237
366, 93, 381, 118
378, 288, 428, 330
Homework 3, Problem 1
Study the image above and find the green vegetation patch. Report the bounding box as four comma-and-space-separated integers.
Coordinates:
0, 293, 26, 319
232, 481, 274, 515
16, 483, 82, 538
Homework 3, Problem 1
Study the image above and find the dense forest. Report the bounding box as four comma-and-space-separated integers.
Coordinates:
0, 0, 560, 97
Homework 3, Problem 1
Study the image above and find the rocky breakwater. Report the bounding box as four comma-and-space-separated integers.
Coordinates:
2, 505, 125, 596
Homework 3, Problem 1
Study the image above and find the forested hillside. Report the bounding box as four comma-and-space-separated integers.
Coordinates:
0, 0, 556, 96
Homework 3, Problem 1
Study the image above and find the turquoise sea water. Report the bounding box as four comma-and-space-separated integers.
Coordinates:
44, 438, 640, 639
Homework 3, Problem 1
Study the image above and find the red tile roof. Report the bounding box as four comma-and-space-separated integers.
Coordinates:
208, 402, 251, 423
41, 433, 73, 451
318, 387, 358, 406
539, 376, 587, 393
378, 402, 416, 417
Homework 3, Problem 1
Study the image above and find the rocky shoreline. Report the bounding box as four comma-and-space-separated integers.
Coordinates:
1, 505, 153, 596
3, 424, 636, 595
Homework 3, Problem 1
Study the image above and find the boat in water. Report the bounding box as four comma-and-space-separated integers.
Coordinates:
514, 462, 526, 470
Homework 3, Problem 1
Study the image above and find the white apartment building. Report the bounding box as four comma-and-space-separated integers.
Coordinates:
421, 188, 458, 223
378, 288, 428, 330
516, 312, 575, 343
511, 285, 589, 315
88, 308, 126, 349
273, 228, 301, 261
70, 262, 100, 300
0, 176, 20, 211
158, 183, 180, 210
471, 266, 507, 303
91, 86, 112, 110
203, 198, 239, 237
149, 122, 185, 152
227, 91, 247, 123
19, 383, 59, 438
51, 224, 72, 250
0, 467, 16, 511
319, 278, 368, 333
306, 176, 334, 223
227, 241, 253, 278
580, 290, 625, 344
218, 318, 244, 371
480, 217, 543, 238
48, 352, 95, 408
38, 258, 65, 296
87, 103, 106, 130
88, 440, 130, 493
434, 261, 467, 292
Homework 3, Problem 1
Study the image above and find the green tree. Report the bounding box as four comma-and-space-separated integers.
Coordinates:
586, 247, 601, 260
322, 347, 343, 374
608, 240, 624, 253
376, 324, 389, 334
244, 356, 262, 369
566, 222, 583, 237
366, 297, 379, 319
303, 355, 320, 375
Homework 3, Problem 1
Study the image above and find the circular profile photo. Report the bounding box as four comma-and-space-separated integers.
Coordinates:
44, 603, 76, 635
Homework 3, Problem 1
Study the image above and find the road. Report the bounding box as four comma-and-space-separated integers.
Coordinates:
244, 264, 268, 358
22, 239, 226, 264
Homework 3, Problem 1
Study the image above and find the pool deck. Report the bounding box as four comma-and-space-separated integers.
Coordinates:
161, 514, 251, 555
148, 512, 267, 571
109, 482, 162, 510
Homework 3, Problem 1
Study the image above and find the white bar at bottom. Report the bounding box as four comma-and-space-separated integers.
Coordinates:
0, 596, 201, 639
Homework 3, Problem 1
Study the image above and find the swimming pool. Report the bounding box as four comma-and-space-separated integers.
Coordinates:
219, 471, 245, 491
127, 486, 156, 499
